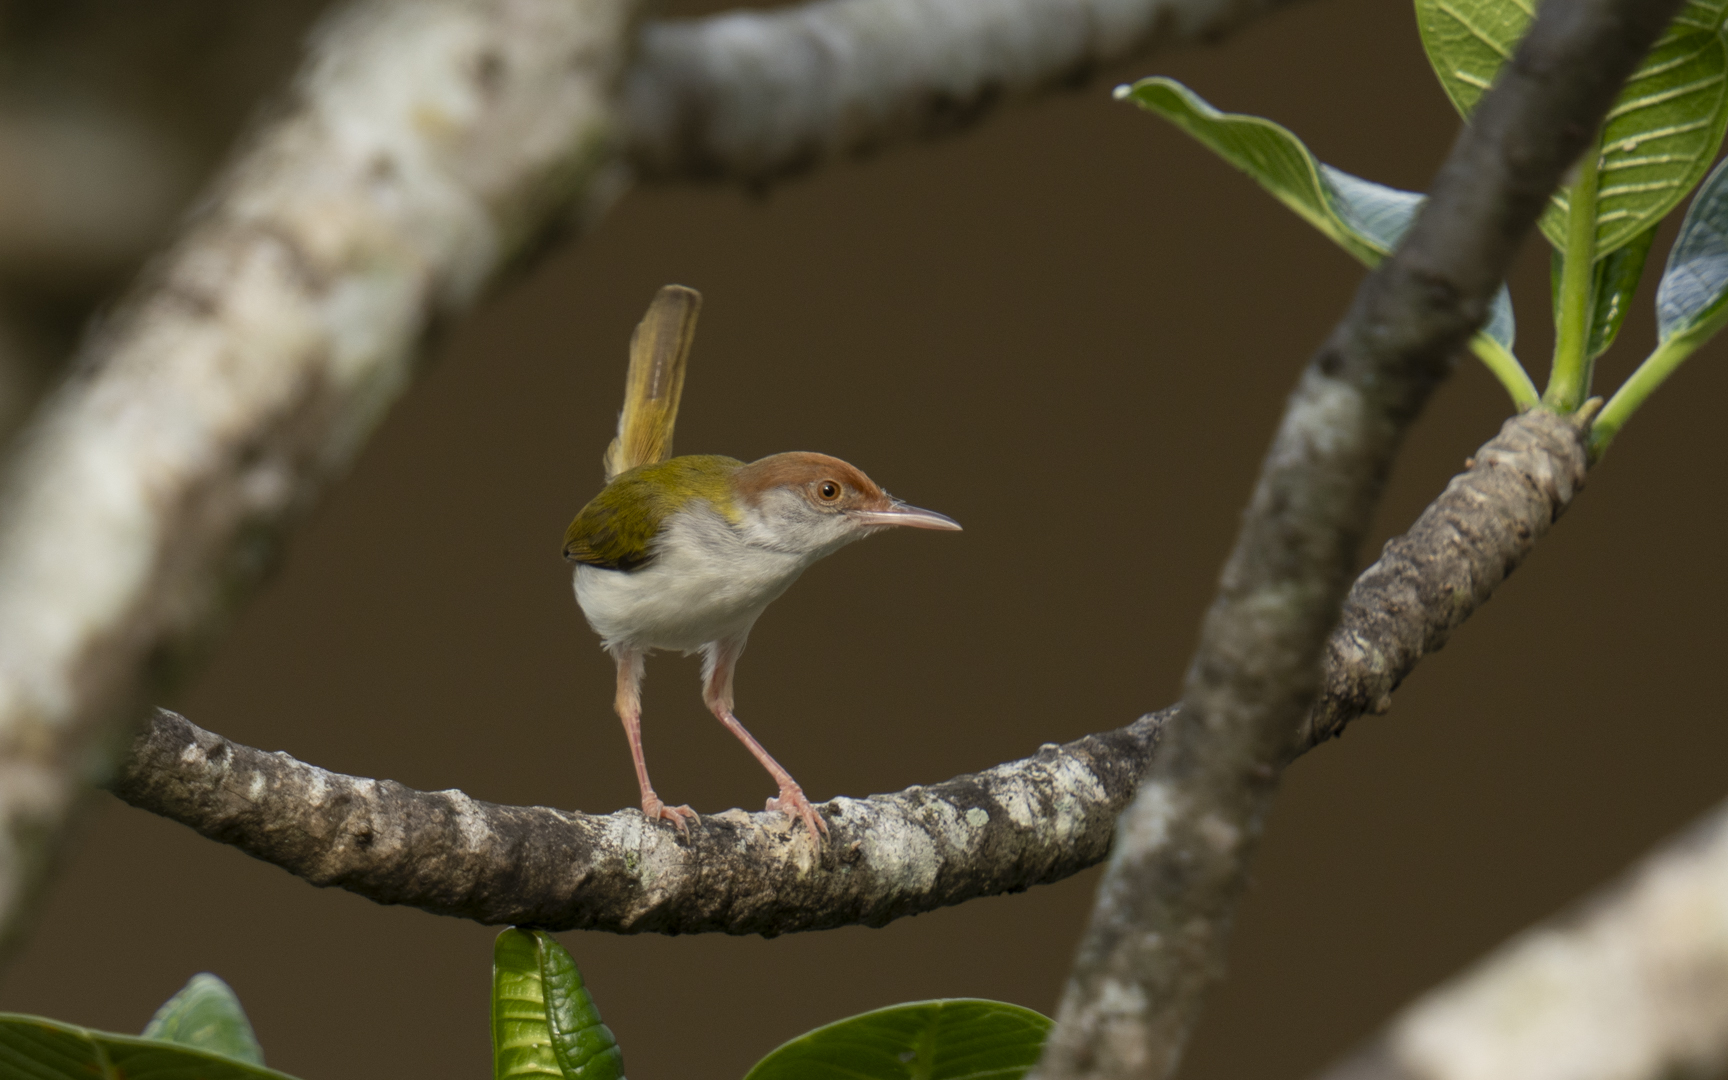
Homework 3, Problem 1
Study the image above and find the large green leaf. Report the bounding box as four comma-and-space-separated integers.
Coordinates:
141, 973, 266, 1066
0, 1013, 298, 1080
1657, 155, 1728, 345
743, 999, 1052, 1080
493, 928, 624, 1080
1118, 77, 1532, 406
1416, 0, 1728, 257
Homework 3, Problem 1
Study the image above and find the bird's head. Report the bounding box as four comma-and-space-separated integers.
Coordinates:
731, 451, 960, 557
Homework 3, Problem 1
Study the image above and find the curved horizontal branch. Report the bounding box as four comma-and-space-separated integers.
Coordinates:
108, 412, 1589, 933
624, 0, 1305, 184
115, 708, 1170, 934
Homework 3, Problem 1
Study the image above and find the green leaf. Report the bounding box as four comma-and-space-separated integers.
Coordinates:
141, 973, 266, 1066
1416, 0, 1728, 257
743, 999, 1052, 1080
1549, 223, 1659, 360
1658, 155, 1728, 345
493, 928, 624, 1080
1119, 78, 1515, 348
0, 1013, 299, 1080
1118, 77, 1534, 407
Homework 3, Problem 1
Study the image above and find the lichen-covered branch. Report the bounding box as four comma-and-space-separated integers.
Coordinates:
1318, 795, 1728, 1080
113, 708, 1169, 935
0, 0, 639, 958
624, 0, 1305, 185
1035, 0, 1682, 1076
104, 404, 1587, 934
1298, 408, 1592, 752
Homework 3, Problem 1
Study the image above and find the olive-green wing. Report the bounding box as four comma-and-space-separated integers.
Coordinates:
562, 491, 660, 572
564, 456, 744, 571
603, 286, 701, 482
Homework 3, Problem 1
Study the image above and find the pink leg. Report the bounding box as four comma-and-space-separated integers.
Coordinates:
701, 637, 828, 843
613, 647, 697, 833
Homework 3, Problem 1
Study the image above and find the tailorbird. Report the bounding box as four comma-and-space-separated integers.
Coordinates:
565, 286, 960, 842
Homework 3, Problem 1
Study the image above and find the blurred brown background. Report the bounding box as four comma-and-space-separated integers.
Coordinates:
5, 0, 1727, 1077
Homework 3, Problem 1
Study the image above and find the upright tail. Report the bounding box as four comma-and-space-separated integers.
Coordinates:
603, 285, 702, 482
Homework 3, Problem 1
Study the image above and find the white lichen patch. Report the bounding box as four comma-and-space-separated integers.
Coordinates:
853, 802, 943, 895
438, 789, 492, 851
993, 754, 1106, 841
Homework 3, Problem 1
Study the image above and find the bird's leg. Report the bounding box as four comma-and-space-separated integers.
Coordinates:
612, 647, 697, 833
701, 637, 828, 842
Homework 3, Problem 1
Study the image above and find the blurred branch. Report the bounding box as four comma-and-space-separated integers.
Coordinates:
624, 0, 1306, 185
0, 0, 639, 959
0, 0, 1307, 303
1319, 796, 1728, 1080
1036, 0, 1681, 1074
105, 408, 1583, 933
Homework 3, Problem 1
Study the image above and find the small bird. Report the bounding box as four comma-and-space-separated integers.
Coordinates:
565, 286, 959, 842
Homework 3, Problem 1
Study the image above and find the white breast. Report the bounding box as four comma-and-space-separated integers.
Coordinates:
573, 502, 812, 653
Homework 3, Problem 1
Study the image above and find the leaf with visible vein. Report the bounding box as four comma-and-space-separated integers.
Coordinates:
1417, 0, 1728, 258
493, 928, 624, 1080
744, 1000, 1052, 1080
1657, 156, 1728, 347
0, 1013, 299, 1080
141, 973, 266, 1066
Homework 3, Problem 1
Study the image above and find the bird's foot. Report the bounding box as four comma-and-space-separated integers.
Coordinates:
642, 792, 699, 834
766, 784, 829, 843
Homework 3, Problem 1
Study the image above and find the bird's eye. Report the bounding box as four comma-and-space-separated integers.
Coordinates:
818, 481, 841, 501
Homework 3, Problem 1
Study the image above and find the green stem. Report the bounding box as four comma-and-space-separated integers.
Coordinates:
1545, 136, 1604, 411
1469, 334, 1540, 411
1590, 335, 1699, 456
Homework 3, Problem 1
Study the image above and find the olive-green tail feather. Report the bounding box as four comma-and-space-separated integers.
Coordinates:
604, 285, 701, 482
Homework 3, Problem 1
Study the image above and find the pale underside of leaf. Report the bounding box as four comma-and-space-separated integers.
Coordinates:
1120, 78, 1516, 353
1658, 156, 1728, 341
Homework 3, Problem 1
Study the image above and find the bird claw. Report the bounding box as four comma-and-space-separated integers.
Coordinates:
642, 792, 699, 834
766, 784, 829, 843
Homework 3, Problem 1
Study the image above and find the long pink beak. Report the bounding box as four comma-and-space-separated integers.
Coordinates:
849, 502, 962, 531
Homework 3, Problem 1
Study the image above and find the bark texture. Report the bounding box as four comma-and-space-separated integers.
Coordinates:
113, 708, 1168, 934
1299, 409, 1592, 751
1035, 0, 1685, 1076
1319, 796, 1728, 1080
